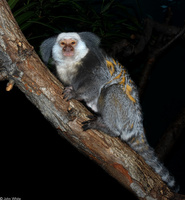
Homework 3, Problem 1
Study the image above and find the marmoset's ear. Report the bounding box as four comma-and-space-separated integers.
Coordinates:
40, 36, 57, 65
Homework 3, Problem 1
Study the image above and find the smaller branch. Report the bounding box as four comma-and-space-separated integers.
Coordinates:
0, 53, 15, 91
110, 19, 154, 57
151, 19, 181, 37
109, 39, 134, 57
111, 18, 182, 58
154, 25, 185, 56
138, 24, 185, 98
138, 56, 155, 98
0, 68, 15, 91
155, 108, 185, 161
134, 18, 154, 55
6, 79, 15, 91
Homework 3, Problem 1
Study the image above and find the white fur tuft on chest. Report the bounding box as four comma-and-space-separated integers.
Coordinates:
56, 62, 81, 85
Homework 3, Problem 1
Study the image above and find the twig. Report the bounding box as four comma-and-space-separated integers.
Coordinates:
154, 25, 185, 56
155, 108, 185, 161
138, 20, 185, 98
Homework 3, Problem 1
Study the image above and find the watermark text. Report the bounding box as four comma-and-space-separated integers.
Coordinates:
0, 197, 21, 200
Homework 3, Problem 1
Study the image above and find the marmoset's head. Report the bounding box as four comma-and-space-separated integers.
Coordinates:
40, 32, 100, 65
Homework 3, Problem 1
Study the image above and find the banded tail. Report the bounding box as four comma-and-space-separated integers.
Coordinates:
126, 133, 179, 192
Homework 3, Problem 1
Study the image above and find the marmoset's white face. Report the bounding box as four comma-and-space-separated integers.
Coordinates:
52, 32, 89, 65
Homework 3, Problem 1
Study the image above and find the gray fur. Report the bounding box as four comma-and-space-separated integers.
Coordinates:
40, 36, 57, 64
40, 32, 178, 191
79, 32, 101, 47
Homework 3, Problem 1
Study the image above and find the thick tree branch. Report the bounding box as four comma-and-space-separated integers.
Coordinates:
0, 1, 184, 199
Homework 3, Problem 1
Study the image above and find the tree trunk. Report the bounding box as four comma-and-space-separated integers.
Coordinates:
0, 1, 184, 199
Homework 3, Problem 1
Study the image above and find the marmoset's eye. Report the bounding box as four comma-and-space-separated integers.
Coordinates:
71, 41, 76, 45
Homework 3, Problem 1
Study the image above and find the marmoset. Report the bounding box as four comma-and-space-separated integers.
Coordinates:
40, 32, 178, 191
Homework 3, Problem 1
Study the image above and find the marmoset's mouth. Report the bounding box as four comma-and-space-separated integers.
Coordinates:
63, 51, 74, 57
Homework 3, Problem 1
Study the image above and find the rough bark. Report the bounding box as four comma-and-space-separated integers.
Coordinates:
0, 1, 184, 199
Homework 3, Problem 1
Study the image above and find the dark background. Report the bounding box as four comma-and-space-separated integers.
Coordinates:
1, 0, 185, 199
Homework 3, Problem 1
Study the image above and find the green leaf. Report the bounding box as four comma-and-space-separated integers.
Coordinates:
27, 21, 60, 32
101, 0, 115, 14
8, 0, 19, 9
13, 2, 38, 18
16, 11, 35, 25
20, 22, 32, 31
122, 22, 138, 31
53, 15, 91, 23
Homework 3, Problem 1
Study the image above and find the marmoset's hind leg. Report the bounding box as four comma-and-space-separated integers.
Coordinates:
82, 84, 126, 137
82, 115, 119, 137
